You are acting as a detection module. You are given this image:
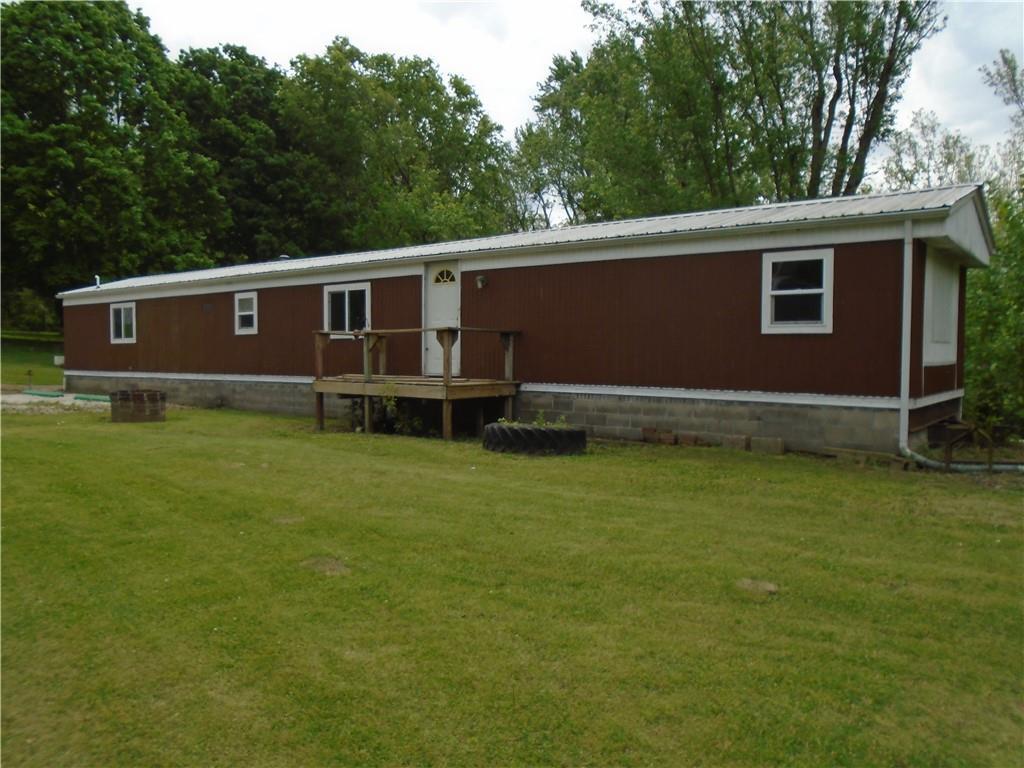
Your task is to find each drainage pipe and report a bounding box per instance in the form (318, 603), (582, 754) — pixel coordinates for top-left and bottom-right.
(899, 446), (1024, 473)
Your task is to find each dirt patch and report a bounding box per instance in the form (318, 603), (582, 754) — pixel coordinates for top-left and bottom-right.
(274, 516), (305, 525)
(301, 556), (350, 576)
(736, 578), (779, 596)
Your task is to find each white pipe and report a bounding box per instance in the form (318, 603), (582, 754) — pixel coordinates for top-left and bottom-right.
(898, 220), (914, 452)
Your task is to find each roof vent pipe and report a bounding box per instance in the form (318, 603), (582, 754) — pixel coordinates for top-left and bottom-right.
(95, 275), (101, 287)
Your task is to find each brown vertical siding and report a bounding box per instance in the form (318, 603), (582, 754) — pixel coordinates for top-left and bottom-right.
(63, 275), (422, 377)
(922, 365), (958, 396)
(462, 240), (903, 397)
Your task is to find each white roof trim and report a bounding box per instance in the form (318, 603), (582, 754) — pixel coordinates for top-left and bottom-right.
(59, 184), (991, 303)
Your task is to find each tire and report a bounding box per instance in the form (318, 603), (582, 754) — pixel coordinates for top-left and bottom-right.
(483, 422), (587, 455)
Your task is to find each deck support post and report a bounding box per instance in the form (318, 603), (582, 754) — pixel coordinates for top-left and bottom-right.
(315, 392), (325, 431)
(364, 396), (373, 434)
(504, 396), (514, 421)
(442, 399), (453, 441)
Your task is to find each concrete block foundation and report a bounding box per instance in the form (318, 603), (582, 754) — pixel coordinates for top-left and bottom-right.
(64, 374), (903, 454)
(518, 390), (900, 454)
(65, 374), (352, 420)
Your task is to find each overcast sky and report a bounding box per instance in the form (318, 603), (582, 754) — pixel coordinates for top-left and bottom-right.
(137, 0), (1023, 151)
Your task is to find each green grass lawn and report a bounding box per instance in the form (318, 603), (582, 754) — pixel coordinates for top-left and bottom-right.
(3, 409), (1021, 767)
(1, 331), (64, 387)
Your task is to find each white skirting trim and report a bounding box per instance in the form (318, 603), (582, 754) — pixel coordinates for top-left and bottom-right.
(63, 369), (314, 385)
(62, 371), (963, 411)
(520, 382), (964, 411)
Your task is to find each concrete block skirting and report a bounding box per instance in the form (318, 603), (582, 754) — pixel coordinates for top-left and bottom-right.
(64, 374), (352, 420)
(518, 390), (900, 453)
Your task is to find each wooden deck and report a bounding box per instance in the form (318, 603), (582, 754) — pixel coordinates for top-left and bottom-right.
(312, 326), (518, 439)
(313, 374), (516, 400)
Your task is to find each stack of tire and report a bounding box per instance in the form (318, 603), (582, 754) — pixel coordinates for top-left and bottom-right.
(483, 422), (587, 455)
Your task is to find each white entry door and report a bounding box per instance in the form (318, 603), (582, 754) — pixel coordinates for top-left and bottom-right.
(424, 261), (460, 376)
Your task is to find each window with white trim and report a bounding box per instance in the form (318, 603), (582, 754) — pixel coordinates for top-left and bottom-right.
(234, 291), (258, 335)
(110, 302), (136, 344)
(761, 249), (834, 334)
(323, 282), (370, 333)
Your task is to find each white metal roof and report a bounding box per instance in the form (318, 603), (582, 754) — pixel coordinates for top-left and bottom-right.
(58, 183), (990, 299)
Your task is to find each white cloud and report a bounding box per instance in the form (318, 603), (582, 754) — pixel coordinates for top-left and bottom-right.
(136, 0), (1021, 149)
(899, 1), (1023, 148)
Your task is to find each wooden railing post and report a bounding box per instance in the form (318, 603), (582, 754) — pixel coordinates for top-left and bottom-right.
(362, 333), (374, 382)
(314, 331), (327, 431)
(500, 332), (515, 381)
(378, 336), (388, 375)
(314, 331), (327, 379)
(437, 328), (458, 385)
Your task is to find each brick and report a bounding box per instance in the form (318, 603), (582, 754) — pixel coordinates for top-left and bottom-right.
(751, 436), (785, 454)
(676, 431), (700, 446)
(721, 434), (750, 451)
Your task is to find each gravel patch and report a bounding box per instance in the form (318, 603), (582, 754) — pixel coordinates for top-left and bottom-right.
(1, 393), (111, 413)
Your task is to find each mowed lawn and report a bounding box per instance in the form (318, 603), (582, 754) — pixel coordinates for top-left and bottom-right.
(2, 409), (1021, 767)
(1, 332), (64, 387)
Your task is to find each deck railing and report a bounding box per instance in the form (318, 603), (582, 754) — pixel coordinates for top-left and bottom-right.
(312, 326), (519, 437)
(314, 326), (518, 385)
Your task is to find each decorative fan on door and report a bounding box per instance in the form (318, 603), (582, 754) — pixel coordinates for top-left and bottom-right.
(434, 269), (456, 284)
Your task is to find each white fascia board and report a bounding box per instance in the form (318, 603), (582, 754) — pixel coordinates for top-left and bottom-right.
(466, 220), (913, 272)
(64, 370), (314, 384)
(944, 196), (992, 266)
(913, 194), (993, 268)
(60, 263), (422, 306)
(60, 212), (952, 306)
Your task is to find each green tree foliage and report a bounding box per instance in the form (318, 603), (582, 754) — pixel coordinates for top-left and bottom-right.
(881, 52), (1024, 430)
(1, 0), (228, 316)
(174, 45), (299, 263)
(1, 6), (518, 327)
(516, 0), (944, 222)
(966, 191), (1024, 430)
(882, 110), (993, 189)
(969, 51), (1024, 430)
(282, 40), (516, 251)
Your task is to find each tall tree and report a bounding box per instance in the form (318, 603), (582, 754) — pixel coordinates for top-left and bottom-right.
(881, 110), (993, 190)
(517, 0), (944, 223)
(881, 57), (1024, 430)
(279, 39), (517, 253)
(174, 45), (297, 263)
(1, 0), (227, 310)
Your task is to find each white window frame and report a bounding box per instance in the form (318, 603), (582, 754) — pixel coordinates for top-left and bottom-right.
(109, 301), (136, 344)
(322, 282), (371, 334)
(922, 250), (959, 365)
(234, 291), (258, 335)
(761, 248), (834, 335)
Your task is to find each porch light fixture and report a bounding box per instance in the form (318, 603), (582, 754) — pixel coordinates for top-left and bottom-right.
(476, 275), (488, 289)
